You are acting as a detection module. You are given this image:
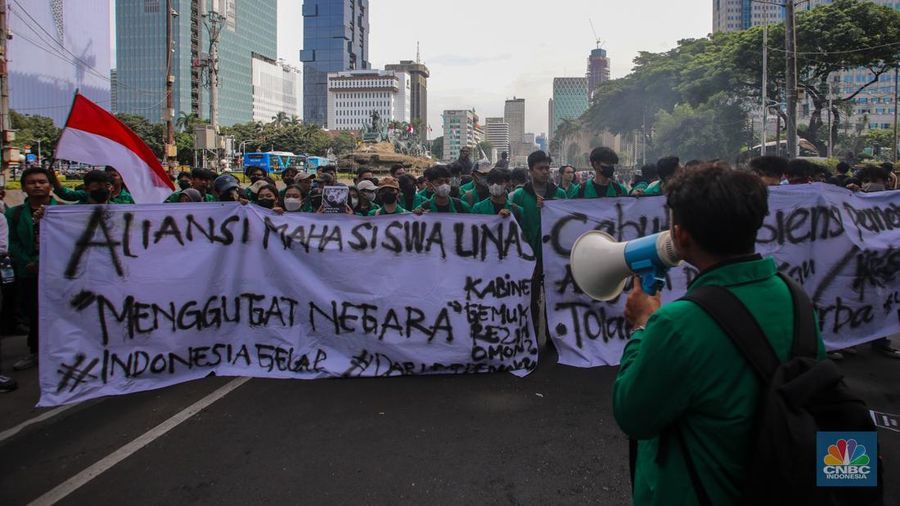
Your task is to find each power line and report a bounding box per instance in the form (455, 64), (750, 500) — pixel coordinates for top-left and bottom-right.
(767, 40), (900, 56)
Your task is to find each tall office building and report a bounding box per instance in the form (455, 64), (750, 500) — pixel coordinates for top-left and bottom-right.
(9, 0), (110, 125)
(504, 97), (526, 156)
(116, 0), (277, 126)
(301, 0), (370, 126)
(251, 54), (301, 123)
(551, 78), (589, 138)
(385, 60), (429, 130)
(442, 110), (483, 162)
(327, 69), (410, 130)
(110, 69), (118, 113)
(536, 133), (548, 153)
(713, 0), (785, 33)
(587, 48), (610, 99)
(484, 117), (510, 160)
(548, 98), (555, 143)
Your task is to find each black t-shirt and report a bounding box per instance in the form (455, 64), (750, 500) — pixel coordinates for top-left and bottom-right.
(492, 201), (505, 214)
(436, 202), (451, 213)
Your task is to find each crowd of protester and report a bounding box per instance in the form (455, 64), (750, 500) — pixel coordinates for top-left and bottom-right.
(0, 149), (897, 393)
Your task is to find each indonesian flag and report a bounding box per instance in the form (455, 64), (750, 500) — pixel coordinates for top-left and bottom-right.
(55, 93), (175, 203)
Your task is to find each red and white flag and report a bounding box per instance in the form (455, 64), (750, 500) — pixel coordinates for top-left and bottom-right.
(55, 93), (175, 203)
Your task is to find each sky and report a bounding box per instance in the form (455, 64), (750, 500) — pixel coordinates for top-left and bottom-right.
(278, 0), (713, 139)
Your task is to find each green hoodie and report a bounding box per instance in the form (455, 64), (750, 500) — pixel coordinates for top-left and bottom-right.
(614, 257), (825, 506)
(55, 186), (135, 204)
(509, 182), (566, 259)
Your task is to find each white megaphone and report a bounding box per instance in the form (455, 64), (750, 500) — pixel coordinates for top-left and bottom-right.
(570, 231), (682, 301)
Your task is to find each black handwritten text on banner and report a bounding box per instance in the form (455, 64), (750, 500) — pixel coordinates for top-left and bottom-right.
(39, 205), (537, 406)
(541, 184), (900, 367)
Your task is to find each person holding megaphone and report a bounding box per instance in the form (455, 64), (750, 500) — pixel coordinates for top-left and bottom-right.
(606, 163), (826, 505)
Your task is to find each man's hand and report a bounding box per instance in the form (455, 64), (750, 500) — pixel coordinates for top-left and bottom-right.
(498, 208), (511, 218)
(624, 277), (661, 328)
(32, 205), (46, 222)
(536, 195), (545, 209)
(25, 262), (38, 274)
(412, 207), (427, 215)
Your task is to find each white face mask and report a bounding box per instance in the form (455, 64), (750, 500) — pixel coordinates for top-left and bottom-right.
(362, 191), (376, 202)
(450, 177), (461, 188)
(434, 184), (452, 198)
(489, 184), (507, 197)
(284, 198), (303, 212)
(350, 196), (359, 208)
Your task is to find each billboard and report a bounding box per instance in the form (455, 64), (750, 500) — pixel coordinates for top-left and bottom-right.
(9, 0), (111, 125)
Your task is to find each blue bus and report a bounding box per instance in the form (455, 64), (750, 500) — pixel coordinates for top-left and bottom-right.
(243, 152), (307, 175)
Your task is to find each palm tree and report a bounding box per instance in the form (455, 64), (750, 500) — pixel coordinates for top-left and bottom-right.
(176, 112), (199, 133)
(289, 115), (301, 126)
(271, 112), (289, 127)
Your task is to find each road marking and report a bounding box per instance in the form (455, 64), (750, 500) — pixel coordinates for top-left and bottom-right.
(29, 377), (251, 506)
(0, 404), (81, 445)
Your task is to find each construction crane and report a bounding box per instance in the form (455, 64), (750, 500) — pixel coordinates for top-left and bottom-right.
(589, 19), (605, 49)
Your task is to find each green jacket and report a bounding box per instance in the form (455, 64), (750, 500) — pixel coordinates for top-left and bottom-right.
(164, 190), (217, 203)
(471, 197), (523, 221)
(578, 178), (628, 198)
(413, 189), (434, 210)
(613, 257), (825, 506)
(354, 204), (380, 216)
(369, 205), (408, 216)
(419, 197), (470, 214)
(55, 186), (135, 204)
(459, 180), (475, 195)
(630, 181), (649, 195)
(641, 180), (663, 196)
(560, 183), (580, 199)
(509, 182), (566, 259)
(5, 198), (59, 278)
(462, 185), (490, 207)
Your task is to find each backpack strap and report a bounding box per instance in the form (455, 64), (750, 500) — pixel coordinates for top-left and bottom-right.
(777, 272), (818, 359)
(677, 429), (713, 506)
(681, 285), (781, 384)
(577, 183), (586, 199)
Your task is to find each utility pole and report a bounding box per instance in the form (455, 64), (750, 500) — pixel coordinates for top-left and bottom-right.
(208, 11), (223, 134)
(827, 81), (833, 159)
(761, 12), (768, 156)
(785, 0), (799, 158)
(0, 0), (12, 181)
(165, 0), (176, 169)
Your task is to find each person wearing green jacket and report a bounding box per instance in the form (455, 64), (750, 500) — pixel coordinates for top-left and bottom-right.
(642, 156), (681, 196)
(509, 151), (566, 259)
(52, 166), (135, 204)
(616, 164), (825, 506)
(413, 165), (470, 214)
(6, 167), (59, 371)
(165, 168), (216, 202)
(558, 165), (580, 199)
(471, 167), (522, 221)
(368, 177), (408, 216)
(577, 147), (628, 198)
(462, 163), (491, 207)
(630, 164), (658, 196)
(412, 166), (437, 210)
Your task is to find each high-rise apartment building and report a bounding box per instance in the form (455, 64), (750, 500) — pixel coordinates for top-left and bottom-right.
(9, 0), (110, 125)
(385, 60), (429, 130)
(116, 0), (277, 126)
(301, 0), (370, 126)
(484, 117), (510, 159)
(327, 69), (410, 130)
(551, 78), (589, 138)
(587, 48), (610, 99)
(442, 110), (483, 162)
(504, 98), (526, 156)
(548, 98), (555, 143)
(251, 54), (301, 123)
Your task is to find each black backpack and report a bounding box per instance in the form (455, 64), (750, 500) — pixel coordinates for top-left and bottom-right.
(674, 273), (883, 506)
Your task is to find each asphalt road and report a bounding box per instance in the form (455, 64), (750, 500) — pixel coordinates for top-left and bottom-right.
(1, 333), (898, 506)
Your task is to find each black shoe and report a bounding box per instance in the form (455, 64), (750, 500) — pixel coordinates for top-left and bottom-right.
(0, 374), (17, 392)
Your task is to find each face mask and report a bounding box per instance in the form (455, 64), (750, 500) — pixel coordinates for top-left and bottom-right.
(489, 184), (507, 197)
(250, 175), (263, 183)
(862, 183), (885, 193)
(89, 188), (110, 203)
(601, 166), (615, 179)
(179, 180), (191, 190)
(257, 199), (275, 209)
(450, 177), (461, 188)
(283, 177), (295, 186)
(362, 191), (376, 203)
(434, 184), (451, 198)
(350, 196), (359, 208)
(381, 192), (398, 205)
(284, 198), (303, 212)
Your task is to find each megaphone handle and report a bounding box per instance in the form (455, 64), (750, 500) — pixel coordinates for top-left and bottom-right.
(639, 271), (666, 296)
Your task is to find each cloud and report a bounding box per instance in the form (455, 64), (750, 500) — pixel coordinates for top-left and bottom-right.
(428, 53), (513, 67)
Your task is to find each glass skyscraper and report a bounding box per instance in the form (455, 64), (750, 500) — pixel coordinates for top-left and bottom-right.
(301, 0), (370, 126)
(116, 0), (276, 127)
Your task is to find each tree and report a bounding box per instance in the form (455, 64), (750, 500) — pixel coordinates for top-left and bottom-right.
(176, 112), (201, 133)
(116, 113), (165, 158)
(271, 111), (290, 127)
(330, 131), (358, 155)
(10, 111), (60, 158)
(862, 129), (896, 159)
(553, 118), (582, 164)
(652, 96), (749, 163)
(430, 136), (444, 160)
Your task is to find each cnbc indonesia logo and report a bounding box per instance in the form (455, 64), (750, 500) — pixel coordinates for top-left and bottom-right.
(817, 432), (877, 487)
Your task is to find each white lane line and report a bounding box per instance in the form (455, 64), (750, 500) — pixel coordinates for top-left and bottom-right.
(0, 403), (81, 445)
(29, 377), (251, 506)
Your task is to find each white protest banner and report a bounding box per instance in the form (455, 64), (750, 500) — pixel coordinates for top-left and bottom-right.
(38, 204), (537, 406)
(541, 184), (900, 367)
